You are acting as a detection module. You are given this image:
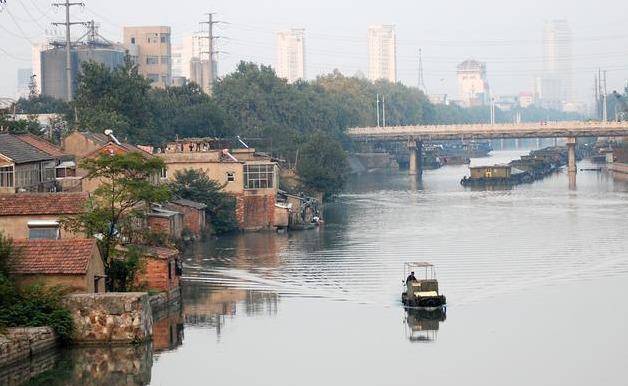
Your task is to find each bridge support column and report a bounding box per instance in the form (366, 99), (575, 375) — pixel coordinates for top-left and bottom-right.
(567, 137), (577, 174)
(408, 140), (422, 176)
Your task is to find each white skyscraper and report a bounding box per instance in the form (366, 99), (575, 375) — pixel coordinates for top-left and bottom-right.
(276, 28), (305, 83)
(368, 25), (397, 83)
(541, 20), (573, 106)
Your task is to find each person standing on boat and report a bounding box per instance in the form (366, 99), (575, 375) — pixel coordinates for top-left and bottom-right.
(406, 272), (417, 284)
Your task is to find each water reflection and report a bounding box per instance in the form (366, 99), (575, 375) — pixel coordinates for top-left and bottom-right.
(183, 284), (278, 337)
(153, 309), (184, 353)
(404, 308), (447, 343)
(23, 344), (152, 386)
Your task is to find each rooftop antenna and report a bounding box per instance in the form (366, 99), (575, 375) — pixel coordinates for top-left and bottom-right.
(418, 49), (427, 94)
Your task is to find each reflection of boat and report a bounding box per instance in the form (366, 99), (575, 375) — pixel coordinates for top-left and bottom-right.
(405, 307), (447, 343)
(401, 262), (447, 310)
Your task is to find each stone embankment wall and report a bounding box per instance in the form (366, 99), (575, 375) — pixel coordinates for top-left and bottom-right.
(0, 327), (57, 368)
(62, 293), (153, 344)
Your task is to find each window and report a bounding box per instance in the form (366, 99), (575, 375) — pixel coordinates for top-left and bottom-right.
(130, 37), (136, 44)
(28, 221), (60, 240)
(160, 33), (169, 43)
(226, 172), (235, 182)
(160, 168), (168, 179)
(160, 56), (170, 64)
(0, 166), (13, 188)
(243, 164), (275, 189)
(146, 56), (159, 65)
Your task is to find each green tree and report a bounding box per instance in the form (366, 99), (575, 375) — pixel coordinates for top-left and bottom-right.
(72, 57), (155, 144)
(168, 169), (238, 234)
(62, 152), (170, 290)
(297, 131), (349, 198)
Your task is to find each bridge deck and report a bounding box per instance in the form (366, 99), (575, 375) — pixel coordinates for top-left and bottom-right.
(347, 121), (628, 141)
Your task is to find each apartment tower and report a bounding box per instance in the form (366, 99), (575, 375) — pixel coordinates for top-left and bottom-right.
(368, 25), (397, 83)
(276, 28), (306, 83)
(123, 26), (172, 88)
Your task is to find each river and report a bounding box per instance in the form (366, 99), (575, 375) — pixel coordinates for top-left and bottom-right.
(20, 150), (628, 386)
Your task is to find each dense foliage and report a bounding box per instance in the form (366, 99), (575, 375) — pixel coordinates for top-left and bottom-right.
(0, 233), (74, 342)
(13, 58), (585, 195)
(61, 152), (170, 290)
(297, 131), (349, 198)
(168, 169), (238, 234)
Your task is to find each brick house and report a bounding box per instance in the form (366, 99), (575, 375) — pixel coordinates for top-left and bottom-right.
(165, 199), (207, 239)
(157, 138), (282, 231)
(9, 239), (106, 293)
(137, 246), (181, 295)
(147, 207), (183, 240)
(0, 193), (88, 240)
(0, 133), (57, 194)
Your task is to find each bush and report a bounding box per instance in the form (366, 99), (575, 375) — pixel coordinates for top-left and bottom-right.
(0, 234), (74, 343)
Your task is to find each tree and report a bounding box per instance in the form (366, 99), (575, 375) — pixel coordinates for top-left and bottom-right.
(72, 57), (155, 144)
(297, 131), (349, 198)
(62, 152), (170, 290)
(168, 169), (238, 234)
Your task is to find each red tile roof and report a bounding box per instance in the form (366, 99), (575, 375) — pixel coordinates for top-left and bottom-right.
(10, 239), (98, 275)
(0, 193), (88, 216)
(17, 134), (67, 158)
(143, 246), (179, 260)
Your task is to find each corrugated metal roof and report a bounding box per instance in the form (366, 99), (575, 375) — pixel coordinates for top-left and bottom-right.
(0, 134), (54, 164)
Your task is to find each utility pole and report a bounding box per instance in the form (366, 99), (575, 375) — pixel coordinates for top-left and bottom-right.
(51, 0), (85, 101)
(199, 12), (223, 95)
(382, 95), (386, 127)
(594, 73), (599, 120)
(418, 49), (427, 94)
(603, 70), (608, 122)
(376, 94), (380, 127)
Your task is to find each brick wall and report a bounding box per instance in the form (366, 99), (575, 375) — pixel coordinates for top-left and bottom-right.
(142, 257), (179, 293)
(165, 204), (205, 237)
(242, 193), (275, 231)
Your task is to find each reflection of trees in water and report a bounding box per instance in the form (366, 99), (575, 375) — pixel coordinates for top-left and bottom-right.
(183, 285), (278, 337)
(19, 343), (153, 386)
(405, 308), (447, 343)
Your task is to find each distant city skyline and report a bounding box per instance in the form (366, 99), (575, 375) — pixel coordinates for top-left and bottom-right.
(1, 0), (628, 106)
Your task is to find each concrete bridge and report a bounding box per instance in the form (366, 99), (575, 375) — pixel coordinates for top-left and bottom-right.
(347, 121), (628, 178)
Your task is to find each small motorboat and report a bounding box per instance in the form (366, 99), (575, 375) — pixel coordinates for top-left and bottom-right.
(401, 262), (447, 311)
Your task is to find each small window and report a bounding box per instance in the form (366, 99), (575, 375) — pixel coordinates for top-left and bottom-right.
(146, 56), (159, 65)
(28, 221), (60, 240)
(160, 168), (168, 179)
(0, 166), (14, 188)
(226, 172), (235, 182)
(160, 56), (170, 64)
(130, 37), (136, 44)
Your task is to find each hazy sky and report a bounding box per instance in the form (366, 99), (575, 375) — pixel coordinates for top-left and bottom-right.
(1, 0), (627, 104)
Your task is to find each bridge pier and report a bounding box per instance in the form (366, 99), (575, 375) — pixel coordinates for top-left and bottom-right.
(567, 137), (577, 174)
(408, 140), (423, 176)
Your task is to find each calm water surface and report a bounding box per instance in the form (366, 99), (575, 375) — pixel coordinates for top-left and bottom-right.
(24, 151), (628, 386)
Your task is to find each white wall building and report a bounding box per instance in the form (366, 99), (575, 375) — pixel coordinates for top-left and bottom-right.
(457, 59), (490, 107)
(276, 28), (305, 83)
(368, 25), (396, 83)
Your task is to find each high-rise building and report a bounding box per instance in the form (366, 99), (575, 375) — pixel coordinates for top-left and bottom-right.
(368, 25), (396, 83)
(16, 68), (33, 98)
(276, 28), (305, 83)
(123, 26), (172, 88)
(457, 59), (490, 107)
(540, 20), (573, 106)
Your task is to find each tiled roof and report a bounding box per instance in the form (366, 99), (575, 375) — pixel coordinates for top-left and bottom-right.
(0, 133), (54, 164)
(10, 239), (98, 275)
(0, 193), (88, 216)
(143, 246), (179, 260)
(80, 131), (110, 146)
(171, 199), (207, 210)
(17, 134), (66, 158)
